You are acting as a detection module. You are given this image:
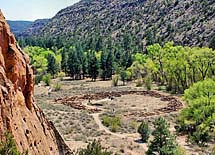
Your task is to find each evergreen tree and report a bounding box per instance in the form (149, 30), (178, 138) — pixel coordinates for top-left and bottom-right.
(88, 51), (99, 81)
(137, 121), (150, 143)
(121, 51), (133, 69)
(120, 68), (127, 85)
(67, 47), (81, 79)
(47, 53), (59, 76)
(61, 48), (68, 73)
(94, 34), (103, 52)
(100, 51), (108, 80)
(81, 53), (87, 79)
(78, 140), (112, 155)
(146, 117), (179, 155)
(209, 35), (215, 50)
(106, 51), (113, 79)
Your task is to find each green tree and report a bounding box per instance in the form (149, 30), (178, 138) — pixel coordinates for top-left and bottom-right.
(209, 35), (215, 50)
(106, 51), (113, 79)
(61, 48), (68, 73)
(42, 74), (52, 86)
(177, 79), (215, 145)
(47, 53), (59, 76)
(78, 140), (112, 155)
(147, 117), (179, 155)
(100, 51), (108, 80)
(88, 51), (99, 81)
(137, 121), (150, 143)
(120, 68), (127, 85)
(67, 47), (82, 79)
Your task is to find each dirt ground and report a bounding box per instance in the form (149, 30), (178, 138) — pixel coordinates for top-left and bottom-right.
(34, 78), (212, 155)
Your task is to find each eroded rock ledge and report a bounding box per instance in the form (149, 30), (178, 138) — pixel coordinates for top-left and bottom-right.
(0, 10), (71, 155)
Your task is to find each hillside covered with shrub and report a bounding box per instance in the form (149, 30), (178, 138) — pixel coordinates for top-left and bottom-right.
(20, 0), (215, 49)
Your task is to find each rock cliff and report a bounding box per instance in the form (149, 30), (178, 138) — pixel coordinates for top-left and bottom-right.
(0, 10), (71, 155)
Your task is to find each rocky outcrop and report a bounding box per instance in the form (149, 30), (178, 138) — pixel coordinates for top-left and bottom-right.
(0, 10), (71, 155)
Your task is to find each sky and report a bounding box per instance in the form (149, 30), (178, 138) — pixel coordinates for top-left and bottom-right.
(1, 0), (80, 21)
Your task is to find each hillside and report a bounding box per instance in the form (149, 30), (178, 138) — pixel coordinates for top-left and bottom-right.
(7, 20), (32, 35)
(19, 19), (49, 37)
(20, 0), (215, 47)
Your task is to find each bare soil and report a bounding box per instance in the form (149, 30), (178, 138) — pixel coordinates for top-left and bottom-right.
(35, 78), (212, 155)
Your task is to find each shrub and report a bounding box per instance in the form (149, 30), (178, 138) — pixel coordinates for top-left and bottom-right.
(78, 140), (112, 155)
(129, 120), (138, 129)
(177, 146), (186, 155)
(136, 77), (143, 87)
(35, 74), (43, 85)
(120, 69), (127, 86)
(57, 72), (66, 81)
(144, 74), (152, 90)
(0, 132), (21, 155)
(42, 74), (52, 86)
(137, 121), (150, 143)
(112, 74), (119, 87)
(53, 82), (62, 91)
(102, 115), (121, 132)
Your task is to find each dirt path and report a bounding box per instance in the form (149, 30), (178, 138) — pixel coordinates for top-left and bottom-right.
(85, 99), (149, 153)
(92, 113), (126, 138)
(91, 112), (148, 153)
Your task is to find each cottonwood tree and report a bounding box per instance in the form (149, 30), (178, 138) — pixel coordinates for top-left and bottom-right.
(177, 79), (215, 145)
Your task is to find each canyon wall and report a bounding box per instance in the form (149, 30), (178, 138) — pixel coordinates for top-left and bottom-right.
(0, 10), (71, 155)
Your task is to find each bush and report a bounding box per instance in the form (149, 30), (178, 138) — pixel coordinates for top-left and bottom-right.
(136, 77), (143, 87)
(112, 74), (119, 87)
(129, 120), (138, 129)
(35, 74), (43, 85)
(137, 121), (150, 143)
(78, 140), (112, 155)
(177, 146), (186, 155)
(42, 74), (52, 86)
(0, 132), (21, 155)
(53, 82), (62, 91)
(102, 115), (121, 132)
(144, 74), (152, 90)
(120, 69), (127, 86)
(57, 72), (66, 81)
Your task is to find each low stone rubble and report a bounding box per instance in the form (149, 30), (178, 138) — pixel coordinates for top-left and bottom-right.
(54, 90), (183, 116)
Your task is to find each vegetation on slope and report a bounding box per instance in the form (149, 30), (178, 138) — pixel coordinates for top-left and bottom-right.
(19, 0), (215, 49)
(7, 20), (32, 36)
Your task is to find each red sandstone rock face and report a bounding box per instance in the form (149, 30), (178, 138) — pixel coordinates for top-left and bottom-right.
(0, 10), (71, 155)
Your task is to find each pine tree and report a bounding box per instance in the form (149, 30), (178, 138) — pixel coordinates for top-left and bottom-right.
(100, 51), (107, 80)
(209, 35), (215, 50)
(61, 48), (68, 73)
(120, 68), (127, 85)
(146, 117), (179, 155)
(78, 140), (112, 155)
(47, 53), (59, 76)
(67, 47), (81, 79)
(137, 121), (150, 143)
(88, 51), (99, 81)
(106, 51), (113, 79)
